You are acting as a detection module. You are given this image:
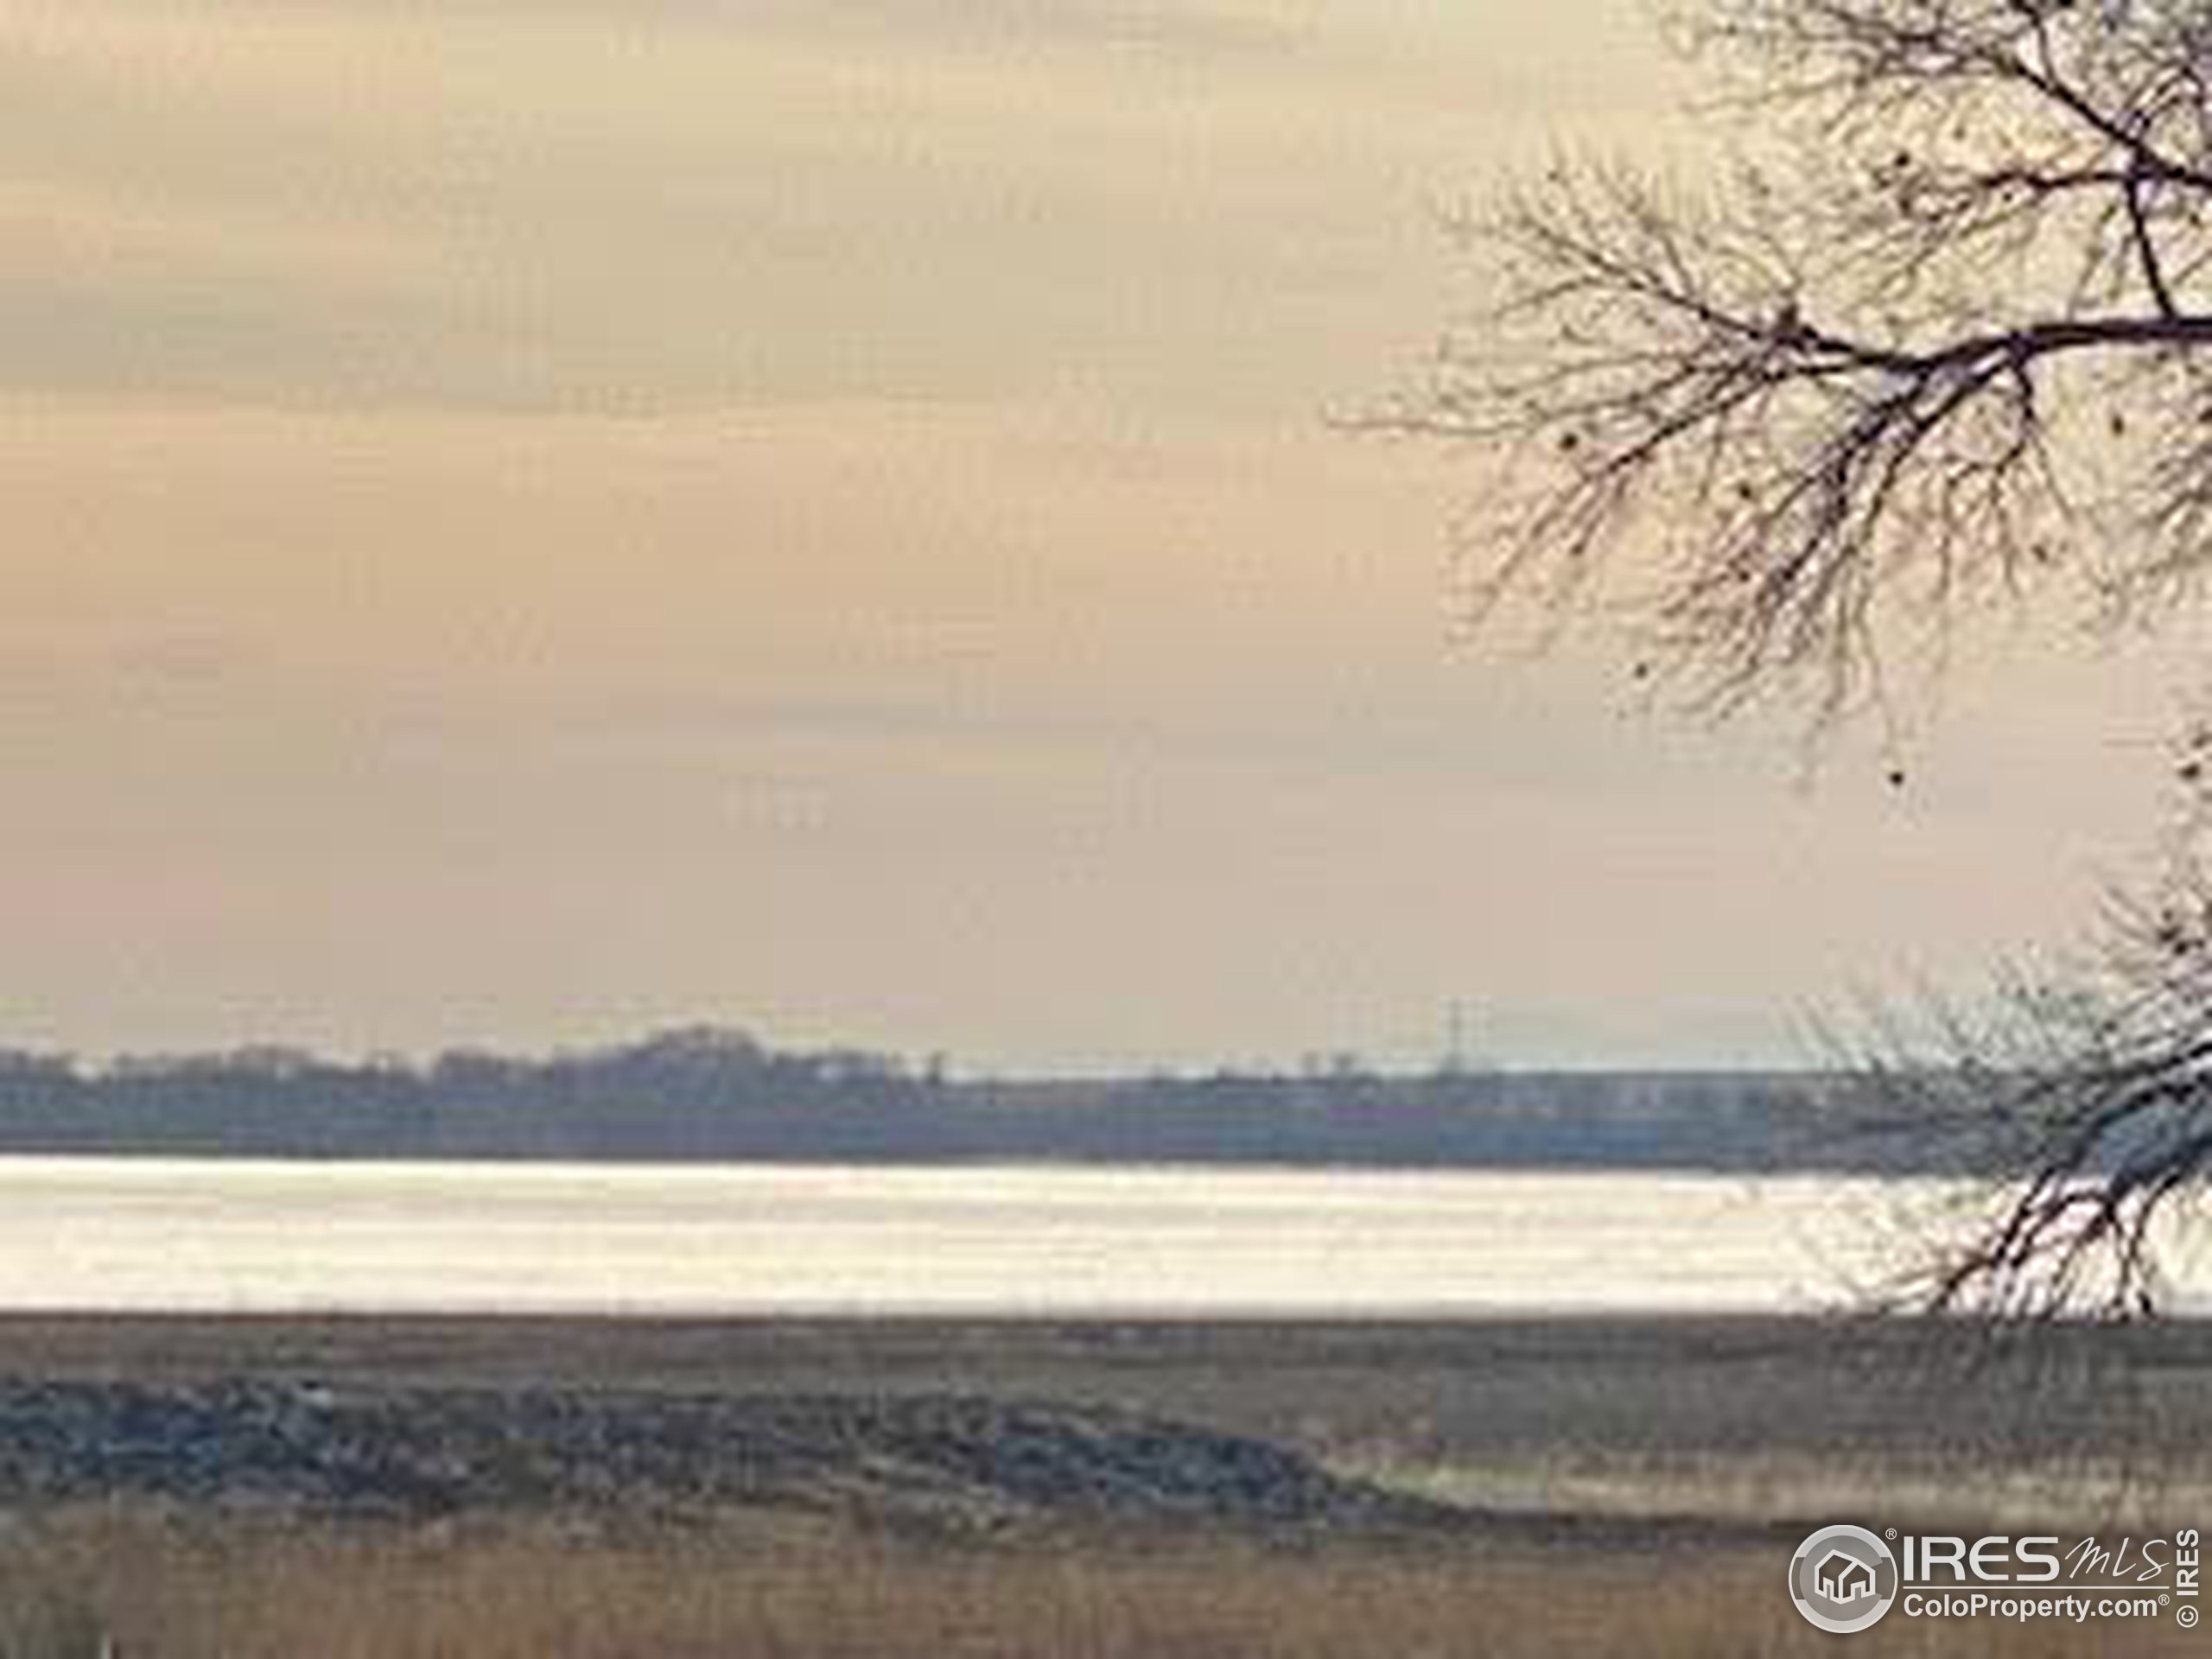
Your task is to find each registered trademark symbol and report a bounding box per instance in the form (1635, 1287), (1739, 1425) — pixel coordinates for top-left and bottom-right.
(1885, 1528), (1897, 1540)
(2163, 1593), (2173, 1605)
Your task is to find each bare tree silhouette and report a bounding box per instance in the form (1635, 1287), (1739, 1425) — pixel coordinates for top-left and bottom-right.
(1375, 1), (2212, 721)
(1857, 739), (2212, 1319)
(1375, 0), (2212, 1315)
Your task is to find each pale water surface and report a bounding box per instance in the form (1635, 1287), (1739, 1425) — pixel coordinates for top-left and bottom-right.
(5, 1157), (2208, 1316)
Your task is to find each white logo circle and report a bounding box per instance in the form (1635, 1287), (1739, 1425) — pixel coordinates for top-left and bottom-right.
(1790, 1524), (1898, 1635)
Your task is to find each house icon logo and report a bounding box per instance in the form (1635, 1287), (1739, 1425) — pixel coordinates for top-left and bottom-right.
(1790, 1524), (1898, 1634)
(1816, 1550), (1877, 1602)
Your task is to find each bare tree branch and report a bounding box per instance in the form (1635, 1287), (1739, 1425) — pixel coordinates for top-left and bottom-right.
(1375, 0), (2212, 721)
(1378, 0), (2212, 1317)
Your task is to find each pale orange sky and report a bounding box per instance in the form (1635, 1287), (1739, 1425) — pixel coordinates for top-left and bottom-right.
(0, 1), (2196, 1070)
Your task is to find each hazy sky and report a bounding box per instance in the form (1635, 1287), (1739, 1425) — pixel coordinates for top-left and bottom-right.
(3, 0), (2200, 1071)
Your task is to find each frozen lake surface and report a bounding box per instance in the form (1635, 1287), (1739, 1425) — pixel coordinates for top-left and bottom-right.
(4, 1157), (2203, 1316)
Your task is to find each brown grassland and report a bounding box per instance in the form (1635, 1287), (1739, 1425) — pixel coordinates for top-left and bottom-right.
(3, 1316), (2209, 1656)
(1, 1510), (2201, 1659)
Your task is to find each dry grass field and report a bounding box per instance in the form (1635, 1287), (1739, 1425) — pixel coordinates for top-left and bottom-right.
(0, 1316), (2206, 1656)
(0, 1510), (2197, 1659)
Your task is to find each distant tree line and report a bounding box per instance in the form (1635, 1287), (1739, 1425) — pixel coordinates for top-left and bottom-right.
(0, 1027), (1914, 1170)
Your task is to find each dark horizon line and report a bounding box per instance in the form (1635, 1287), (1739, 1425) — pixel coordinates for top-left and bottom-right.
(0, 1024), (1837, 1085)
